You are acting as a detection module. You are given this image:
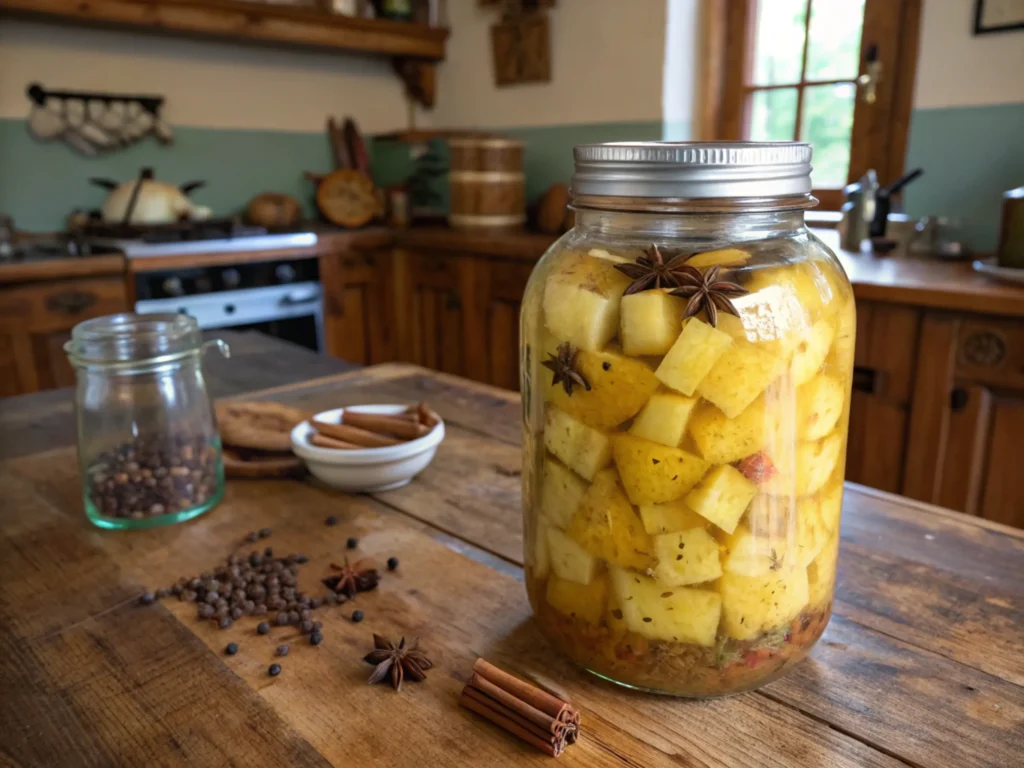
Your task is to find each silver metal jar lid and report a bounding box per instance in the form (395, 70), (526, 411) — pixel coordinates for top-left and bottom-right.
(66, 312), (206, 366)
(572, 141), (813, 199)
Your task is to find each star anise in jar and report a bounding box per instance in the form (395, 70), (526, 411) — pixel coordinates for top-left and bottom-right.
(541, 342), (591, 396)
(323, 559), (379, 598)
(669, 265), (749, 328)
(364, 634), (433, 691)
(614, 244), (694, 295)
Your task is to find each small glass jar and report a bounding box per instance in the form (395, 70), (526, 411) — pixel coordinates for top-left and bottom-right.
(520, 142), (854, 697)
(65, 313), (230, 530)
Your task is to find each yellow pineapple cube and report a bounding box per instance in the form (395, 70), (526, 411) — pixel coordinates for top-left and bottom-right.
(686, 248), (751, 269)
(546, 573), (608, 624)
(720, 568), (809, 640)
(744, 262), (831, 322)
(807, 534), (840, 608)
(543, 251), (631, 351)
(819, 481), (843, 533)
(655, 318), (734, 396)
(629, 391), (698, 447)
(795, 375), (845, 440)
(539, 458), (588, 529)
(610, 567), (722, 645)
(638, 498), (708, 535)
(547, 346), (659, 429)
(723, 525), (789, 577)
(685, 464), (757, 534)
(530, 516), (551, 580)
(688, 398), (769, 464)
(653, 528), (723, 586)
(611, 433), (709, 505)
(546, 526), (597, 584)
(566, 469), (653, 571)
(789, 319), (835, 386)
(764, 433), (843, 497)
(588, 247), (630, 264)
(698, 343), (783, 419)
(544, 406), (612, 481)
(620, 290), (689, 356)
(827, 299), (856, 376)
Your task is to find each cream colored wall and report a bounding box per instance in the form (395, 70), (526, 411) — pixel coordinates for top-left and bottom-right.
(914, 0), (1024, 109)
(430, 0), (669, 129)
(0, 18), (409, 132)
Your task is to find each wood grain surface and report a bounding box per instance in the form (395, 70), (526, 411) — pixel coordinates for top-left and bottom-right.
(1, 357), (1022, 767)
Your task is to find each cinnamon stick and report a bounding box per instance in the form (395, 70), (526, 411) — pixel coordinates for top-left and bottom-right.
(342, 411), (430, 440)
(472, 658), (572, 722)
(309, 433), (361, 450)
(407, 402), (440, 428)
(459, 688), (564, 757)
(468, 672), (564, 735)
(311, 420), (400, 448)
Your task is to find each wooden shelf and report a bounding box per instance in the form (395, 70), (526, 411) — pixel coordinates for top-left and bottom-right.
(0, 0), (449, 99)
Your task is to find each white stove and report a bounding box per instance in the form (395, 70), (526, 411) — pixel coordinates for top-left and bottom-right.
(92, 231), (318, 259)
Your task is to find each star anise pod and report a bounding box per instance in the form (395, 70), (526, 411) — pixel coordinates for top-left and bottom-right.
(541, 342), (591, 396)
(364, 634), (433, 691)
(323, 559), (379, 598)
(669, 265), (749, 327)
(614, 244), (694, 295)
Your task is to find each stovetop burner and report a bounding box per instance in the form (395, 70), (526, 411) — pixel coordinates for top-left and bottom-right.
(80, 217), (267, 243)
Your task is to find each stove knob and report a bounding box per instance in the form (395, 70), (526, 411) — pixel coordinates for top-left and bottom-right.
(162, 277), (184, 297)
(275, 264), (297, 283)
(222, 268), (241, 289)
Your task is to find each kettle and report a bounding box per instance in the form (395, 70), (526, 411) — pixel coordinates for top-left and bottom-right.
(90, 167), (212, 225)
(839, 168), (924, 251)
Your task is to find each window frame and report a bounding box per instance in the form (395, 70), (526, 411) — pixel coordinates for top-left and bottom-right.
(698, 0), (923, 211)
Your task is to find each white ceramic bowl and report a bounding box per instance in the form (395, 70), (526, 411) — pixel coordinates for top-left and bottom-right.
(291, 405), (445, 493)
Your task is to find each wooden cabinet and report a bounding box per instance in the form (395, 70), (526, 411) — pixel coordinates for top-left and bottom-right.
(0, 276), (128, 395)
(320, 249), (395, 366)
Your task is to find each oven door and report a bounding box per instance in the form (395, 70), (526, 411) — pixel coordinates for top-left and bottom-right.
(135, 282), (323, 352)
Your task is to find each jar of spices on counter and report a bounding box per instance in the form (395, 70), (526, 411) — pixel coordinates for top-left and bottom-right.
(65, 313), (229, 530)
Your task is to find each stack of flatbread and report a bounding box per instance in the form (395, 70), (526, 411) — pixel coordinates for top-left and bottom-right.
(215, 401), (310, 479)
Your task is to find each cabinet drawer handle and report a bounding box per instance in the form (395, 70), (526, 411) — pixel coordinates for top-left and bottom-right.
(852, 366), (887, 395)
(47, 290), (97, 315)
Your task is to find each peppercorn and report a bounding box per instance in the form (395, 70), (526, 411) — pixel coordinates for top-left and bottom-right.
(387, 557), (399, 571)
(276, 645), (289, 657)
(138, 592), (155, 606)
(257, 622), (271, 635)
(225, 643), (238, 655)
(351, 610), (364, 623)
(325, 516), (338, 526)
(268, 663), (281, 677)
(259, 528), (272, 539)
(309, 632), (323, 646)
(245, 531), (259, 543)
(346, 537), (358, 549)
(218, 616), (232, 630)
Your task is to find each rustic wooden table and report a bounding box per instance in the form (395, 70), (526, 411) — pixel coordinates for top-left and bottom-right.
(2, 337), (1022, 767)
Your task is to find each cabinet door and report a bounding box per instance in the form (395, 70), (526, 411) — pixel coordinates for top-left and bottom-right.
(977, 396), (1024, 527)
(483, 260), (532, 390)
(0, 334), (23, 397)
(320, 249), (394, 366)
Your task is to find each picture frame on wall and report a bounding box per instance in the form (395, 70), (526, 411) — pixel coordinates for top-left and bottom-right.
(974, 0), (1024, 34)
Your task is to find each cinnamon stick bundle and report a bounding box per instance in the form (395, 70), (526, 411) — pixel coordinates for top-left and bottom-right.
(459, 658), (581, 757)
(312, 419), (401, 448)
(307, 402), (440, 452)
(310, 433), (361, 450)
(341, 411), (430, 440)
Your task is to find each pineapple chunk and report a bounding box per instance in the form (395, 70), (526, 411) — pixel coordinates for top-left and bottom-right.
(610, 567), (722, 646)
(544, 406), (612, 481)
(795, 500), (830, 567)
(638, 498), (708, 535)
(588, 247), (630, 264)
(546, 574), (608, 624)
(530, 516), (551, 580)
(795, 375), (845, 440)
(655, 318), (733, 396)
(765, 433), (843, 496)
(808, 534), (840, 608)
(653, 528), (723, 586)
(566, 469), (653, 570)
(720, 568), (810, 640)
(546, 526), (597, 584)
(819, 481), (843, 533)
(698, 343), (782, 419)
(629, 391), (698, 448)
(723, 525), (789, 577)
(539, 458), (588, 529)
(685, 464), (757, 535)
(789, 319), (835, 386)
(745, 262), (832, 322)
(547, 346), (659, 429)
(620, 290), (688, 356)
(688, 398), (769, 464)
(827, 299), (856, 375)
(543, 251), (631, 351)
(612, 434), (709, 505)
(686, 247), (751, 269)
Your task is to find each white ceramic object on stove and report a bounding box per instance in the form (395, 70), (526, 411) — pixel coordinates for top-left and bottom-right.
(291, 405), (445, 493)
(99, 177), (212, 224)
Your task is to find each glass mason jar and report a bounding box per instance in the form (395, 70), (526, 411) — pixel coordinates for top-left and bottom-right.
(65, 313), (230, 530)
(520, 142), (854, 697)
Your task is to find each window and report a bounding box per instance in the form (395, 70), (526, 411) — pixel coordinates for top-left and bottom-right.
(704, 0), (922, 209)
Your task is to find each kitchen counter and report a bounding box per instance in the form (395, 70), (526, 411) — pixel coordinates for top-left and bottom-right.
(0, 252), (125, 285)
(1, 350), (1022, 767)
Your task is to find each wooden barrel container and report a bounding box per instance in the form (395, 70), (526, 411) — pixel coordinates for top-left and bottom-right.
(448, 137), (525, 230)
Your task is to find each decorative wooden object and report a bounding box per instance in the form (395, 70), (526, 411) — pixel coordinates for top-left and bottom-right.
(313, 170), (379, 228)
(246, 193), (302, 229)
(490, 11), (551, 86)
(447, 138), (525, 230)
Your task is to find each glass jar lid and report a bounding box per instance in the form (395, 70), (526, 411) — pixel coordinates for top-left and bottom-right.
(572, 141), (813, 200)
(66, 312), (204, 366)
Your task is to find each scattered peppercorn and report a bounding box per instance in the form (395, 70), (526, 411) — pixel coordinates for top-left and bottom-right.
(299, 619), (314, 634)
(387, 557), (399, 571)
(276, 645), (289, 657)
(264, 546), (273, 557)
(351, 610), (364, 623)
(259, 528), (272, 539)
(225, 642), (238, 655)
(268, 663), (281, 677)
(346, 537), (358, 549)
(245, 531), (259, 543)
(218, 616), (233, 629)
(310, 632), (323, 646)
(257, 621), (271, 635)
(325, 516), (338, 526)
(155, 588), (170, 599)
(138, 592), (155, 606)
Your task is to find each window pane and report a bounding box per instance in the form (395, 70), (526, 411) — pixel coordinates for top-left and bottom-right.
(751, 0), (809, 85)
(801, 83), (855, 188)
(749, 88), (798, 141)
(806, 0), (865, 81)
